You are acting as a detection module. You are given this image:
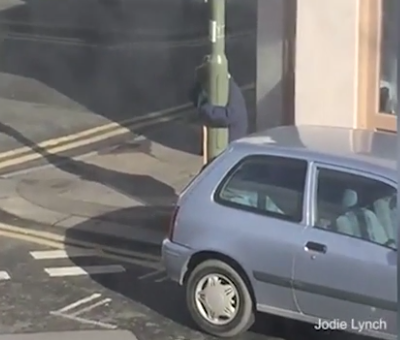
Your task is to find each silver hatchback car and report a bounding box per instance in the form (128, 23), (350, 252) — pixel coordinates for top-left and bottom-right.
(162, 126), (397, 339)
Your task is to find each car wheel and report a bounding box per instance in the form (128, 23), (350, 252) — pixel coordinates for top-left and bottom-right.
(186, 259), (255, 338)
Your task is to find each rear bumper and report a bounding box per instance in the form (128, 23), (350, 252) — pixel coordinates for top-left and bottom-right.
(161, 238), (193, 284)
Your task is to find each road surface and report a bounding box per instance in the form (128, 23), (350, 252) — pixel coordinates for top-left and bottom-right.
(0, 228), (370, 340)
(0, 0), (256, 153)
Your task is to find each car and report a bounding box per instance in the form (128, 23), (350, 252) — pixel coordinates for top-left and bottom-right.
(161, 125), (397, 340)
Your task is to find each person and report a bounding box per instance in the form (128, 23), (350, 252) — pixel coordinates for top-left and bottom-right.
(189, 69), (248, 143)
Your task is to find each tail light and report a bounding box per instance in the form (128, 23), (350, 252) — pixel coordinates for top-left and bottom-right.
(167, 205), (180, 241)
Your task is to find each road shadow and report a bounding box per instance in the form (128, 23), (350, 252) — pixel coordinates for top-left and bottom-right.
(0, 198), (370, 340)
(98, 85), (255, 158)
(0, 121), (178, 207)
(0, 122), (372, 340)
(63, 206), (362, 340)
(96, 116), (204, 157)
(0, 0), (256, 154)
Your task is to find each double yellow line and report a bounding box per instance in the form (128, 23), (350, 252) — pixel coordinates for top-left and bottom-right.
(0, 83), (254, 172)
(0, 222), (162, 269)
(0, 103), (192, 172)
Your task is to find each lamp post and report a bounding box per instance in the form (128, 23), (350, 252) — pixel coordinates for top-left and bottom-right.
(203, 0), (229, 163)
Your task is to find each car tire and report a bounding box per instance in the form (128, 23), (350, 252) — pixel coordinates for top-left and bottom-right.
(186, 259), (255, 338)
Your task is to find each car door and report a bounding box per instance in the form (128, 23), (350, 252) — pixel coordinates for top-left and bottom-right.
(293, 163), (397, 339)
(213, 154), (309, 313)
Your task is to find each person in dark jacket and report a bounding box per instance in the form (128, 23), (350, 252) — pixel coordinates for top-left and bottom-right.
(190, 73), (248, 143)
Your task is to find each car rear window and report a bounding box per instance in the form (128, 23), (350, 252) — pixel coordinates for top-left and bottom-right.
(214, 155), (308, 222)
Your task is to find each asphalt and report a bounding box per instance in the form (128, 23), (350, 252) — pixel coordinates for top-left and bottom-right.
(0, 0), (256, 153)
(0, 331), (138, 340)
(0, 87), (255, 177)
(0, 117), (205, 248)
(0, 0), (256, 40)
(0, 228), (364, 340)
(0, 89), (255, 248)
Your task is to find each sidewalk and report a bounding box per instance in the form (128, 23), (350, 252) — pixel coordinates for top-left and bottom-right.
(0, 86), (255, 246)
(0, 331), (137, 340)
(0, 119), (203, 245)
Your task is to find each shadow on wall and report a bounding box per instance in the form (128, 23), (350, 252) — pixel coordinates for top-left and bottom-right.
(255, 79), (286, 132)
(0, 0), (257, 152)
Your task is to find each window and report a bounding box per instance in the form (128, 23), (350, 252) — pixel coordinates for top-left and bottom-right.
(358, 0), (397, 132)
(215, 155), (307, 222)
(315, 167), (397, 249)
(379, 0), (397, 115)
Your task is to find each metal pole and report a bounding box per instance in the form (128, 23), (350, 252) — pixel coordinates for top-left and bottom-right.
(205, 0), (229, 162)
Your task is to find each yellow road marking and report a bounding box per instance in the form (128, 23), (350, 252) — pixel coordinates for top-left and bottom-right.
(0, 83), (254, 170)
(0, 229), (68, 248)
(0, 103), (190, 161)
(0, 108), (187, 170)
(0, 223), (161, 268)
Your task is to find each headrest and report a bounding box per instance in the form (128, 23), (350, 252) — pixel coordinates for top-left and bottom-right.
(342, 189), (358, 208)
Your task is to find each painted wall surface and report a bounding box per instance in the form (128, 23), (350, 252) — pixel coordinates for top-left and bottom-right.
(295, 0), (360, 128)
(255, 0), (285, 131)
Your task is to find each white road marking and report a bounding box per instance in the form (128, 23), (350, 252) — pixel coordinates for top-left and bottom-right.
(51, 293), (117, 329)
(70, 298), (111, 317)
(50, 311), (117, 329)
(0, 271), (10, 280)
(57, 293), (101, 313)
(30, 249), (100, 260)
(45, 265), (125, 277)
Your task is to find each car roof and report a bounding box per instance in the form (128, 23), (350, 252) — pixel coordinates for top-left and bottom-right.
(233, 125), (396, 178)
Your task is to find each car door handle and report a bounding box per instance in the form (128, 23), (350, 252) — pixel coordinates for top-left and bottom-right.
(305, 241), (327, 254)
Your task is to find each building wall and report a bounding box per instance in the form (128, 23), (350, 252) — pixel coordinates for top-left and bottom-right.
(256, 0), (363, 130)
(295, 0), (360, 128)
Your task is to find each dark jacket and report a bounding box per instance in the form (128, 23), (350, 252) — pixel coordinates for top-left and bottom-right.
(190, 78), (248, 142)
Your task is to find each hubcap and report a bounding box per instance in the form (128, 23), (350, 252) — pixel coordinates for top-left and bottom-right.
(194, 273), (239, 325)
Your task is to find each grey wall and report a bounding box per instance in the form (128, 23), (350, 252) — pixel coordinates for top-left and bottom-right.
(255, 0), (285, 132)
(0, 0), (256, 123)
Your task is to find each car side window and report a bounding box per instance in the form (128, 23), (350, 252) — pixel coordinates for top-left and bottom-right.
(315, 167), (397, 249)
(215, 155), (308, 222)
